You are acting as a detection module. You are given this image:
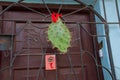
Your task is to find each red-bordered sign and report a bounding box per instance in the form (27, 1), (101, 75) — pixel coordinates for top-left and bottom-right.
(45, 55), (56, 70)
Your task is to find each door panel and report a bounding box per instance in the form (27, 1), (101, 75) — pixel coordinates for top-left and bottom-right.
(0, 7), (103, 80)
(59, 67), (88, 80)
(14, 69), (43, 80)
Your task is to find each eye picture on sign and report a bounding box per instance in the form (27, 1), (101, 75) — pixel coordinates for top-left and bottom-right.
(45, 55), (56, 70)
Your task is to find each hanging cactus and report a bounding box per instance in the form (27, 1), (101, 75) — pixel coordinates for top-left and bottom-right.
(47, 13), (71, 53)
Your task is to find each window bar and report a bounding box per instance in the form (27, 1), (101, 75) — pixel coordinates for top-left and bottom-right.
(67, 51), (78, 80)
(98, 65), (115, 80)
(0, 19), (120, 24)
(36, 40), (47, 80)
(105, 33), (116, 80)
(90, 11), (101, 80)
(102, 0), (107, 20)
(42, 0), (52, 15)
(57, 0), (63, 13)
(89, 4), (117, 80)
(27, 23), (30, 80)
(0, 0), (119, 80)
(74, 1), (116, 80)
(79, 24), (100, 80)
(0, 66), (10, 72)
(77, 23), (86, 80)
(0, 6), (2, 33)
(16, 3), (46, 17)
(16, 22), (30, 36)
(78, 23), (106, 37)
(9, 22), (15, 80)
(102, 0), (117, 80)
(62, 6), (88, 18)
(0, 2), (46, 17)
(115, 0), (120, 27)
(36, 53), (45, 80)
(55, 52), (58, 80)
(93, 36), (101, 80)
(0, 3), (16, 16)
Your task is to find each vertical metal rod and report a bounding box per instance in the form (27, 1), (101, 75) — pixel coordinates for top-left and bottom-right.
(67, 51), (78, 80)
(102, 0), (107, 20)
(105, 34), (117, 80)
(93, 37), (101, 80)
(102, 0), (117, 79)
(36, 40), (47, 80)
(27, 30), (30, 80)
(77, 23), (86, 80)
(55, 52), (58, 80)
(89, 10), (101, 80)
(115, 0), (120, 27)
(9, 22), (14, 80)
(36, 52), (45, 80)
(0, 6), (3, 33)
(74, 1), (116, 80)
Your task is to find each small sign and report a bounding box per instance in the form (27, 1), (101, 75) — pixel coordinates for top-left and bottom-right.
(45, 55), (56, 70)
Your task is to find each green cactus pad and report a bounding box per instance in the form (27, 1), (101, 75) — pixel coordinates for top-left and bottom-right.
(47, 18), (71, 53)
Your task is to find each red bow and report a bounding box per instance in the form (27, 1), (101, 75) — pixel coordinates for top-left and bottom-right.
(51, 12), (62, 23)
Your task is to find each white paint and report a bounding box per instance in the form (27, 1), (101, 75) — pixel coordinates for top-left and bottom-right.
(99, 49), (103, 58)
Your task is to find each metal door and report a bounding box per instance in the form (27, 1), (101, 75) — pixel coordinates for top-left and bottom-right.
(0, 2), (104, 80)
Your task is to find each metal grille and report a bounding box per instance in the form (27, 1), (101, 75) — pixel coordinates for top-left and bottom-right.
(0, 0), (119, 80)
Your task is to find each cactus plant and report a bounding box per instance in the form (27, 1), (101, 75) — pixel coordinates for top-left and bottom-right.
(47, 13), (71, 53)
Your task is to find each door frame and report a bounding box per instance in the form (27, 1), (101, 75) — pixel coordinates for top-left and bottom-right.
(0, 1), (107, 80)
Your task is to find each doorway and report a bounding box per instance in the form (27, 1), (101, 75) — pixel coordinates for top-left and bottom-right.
(0, 3), (103, 80)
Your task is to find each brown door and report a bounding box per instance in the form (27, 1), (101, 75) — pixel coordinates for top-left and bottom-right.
(0, 4), (103, 80)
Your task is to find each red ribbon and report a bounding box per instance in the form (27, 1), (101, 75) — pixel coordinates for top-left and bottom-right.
(51, 12), (62, 23)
